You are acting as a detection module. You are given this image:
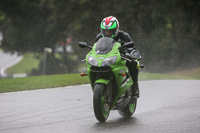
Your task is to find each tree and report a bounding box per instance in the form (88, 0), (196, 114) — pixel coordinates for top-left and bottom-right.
(0, 0), (199, 74)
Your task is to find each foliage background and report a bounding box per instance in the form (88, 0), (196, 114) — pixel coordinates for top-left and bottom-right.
(0, 0), (199, 74)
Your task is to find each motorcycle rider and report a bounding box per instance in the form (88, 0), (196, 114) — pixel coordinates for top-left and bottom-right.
(95, 16), (140, 98)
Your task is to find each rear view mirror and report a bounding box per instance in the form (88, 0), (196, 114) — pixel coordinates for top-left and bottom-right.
(79, 42), (92, 49)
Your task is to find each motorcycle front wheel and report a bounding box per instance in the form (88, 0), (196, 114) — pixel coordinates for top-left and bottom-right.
(118, 98), (137, 117)
(93, 84), (110, 122)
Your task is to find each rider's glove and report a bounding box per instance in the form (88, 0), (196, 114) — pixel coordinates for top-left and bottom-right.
(130, 50), (141, 61)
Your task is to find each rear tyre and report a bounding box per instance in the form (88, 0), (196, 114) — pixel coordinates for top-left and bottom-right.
(118, 98), (137, 117)
(93, 84), (110, 122)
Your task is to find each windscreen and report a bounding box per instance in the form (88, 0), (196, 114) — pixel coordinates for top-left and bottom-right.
(95, 37), (116, 54)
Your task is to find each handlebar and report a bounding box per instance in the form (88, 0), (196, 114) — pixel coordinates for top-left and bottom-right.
(121, 56), (132, 62)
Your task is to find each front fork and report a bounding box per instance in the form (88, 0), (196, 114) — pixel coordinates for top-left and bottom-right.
(95, 79), (113, 104)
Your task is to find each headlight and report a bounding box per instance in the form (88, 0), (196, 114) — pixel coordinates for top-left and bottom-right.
(88, 56), (98, 66)
(101, 56), (117, 66)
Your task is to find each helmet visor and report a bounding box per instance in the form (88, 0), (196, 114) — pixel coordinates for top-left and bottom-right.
(101, 29), (117, 38)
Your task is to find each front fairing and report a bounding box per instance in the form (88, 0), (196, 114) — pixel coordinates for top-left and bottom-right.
(86, 42), (123, 67)
(85, 38), (132, 92)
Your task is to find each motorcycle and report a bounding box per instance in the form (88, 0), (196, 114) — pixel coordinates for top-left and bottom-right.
(79, 37), (142, 122)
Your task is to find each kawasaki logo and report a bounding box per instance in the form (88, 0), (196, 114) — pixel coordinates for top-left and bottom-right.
(98, 57), (104, 59)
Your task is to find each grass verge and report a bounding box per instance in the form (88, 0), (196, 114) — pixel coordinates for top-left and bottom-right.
(167, 67), (200, 79)
(139, 72), (196, 80)
(0, 73), (89, 93)
(0, 72), (197, 93)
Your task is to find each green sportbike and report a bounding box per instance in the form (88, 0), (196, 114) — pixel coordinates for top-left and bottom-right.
(79, 37), (142, 122)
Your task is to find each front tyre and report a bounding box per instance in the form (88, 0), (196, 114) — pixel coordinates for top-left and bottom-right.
(93, 84), (110, 122)
(118, 98), (137, 117)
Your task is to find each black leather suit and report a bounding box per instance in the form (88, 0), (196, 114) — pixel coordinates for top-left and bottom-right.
(95, 30), (139, 86)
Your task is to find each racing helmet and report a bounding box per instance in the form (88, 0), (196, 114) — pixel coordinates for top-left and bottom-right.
(100, 16), (119, 38)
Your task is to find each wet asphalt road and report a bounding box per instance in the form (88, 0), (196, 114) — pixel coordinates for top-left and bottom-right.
(0, 80), (200, 133)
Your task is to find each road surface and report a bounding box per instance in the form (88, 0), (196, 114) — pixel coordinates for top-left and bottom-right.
(0, 50), (23, 77)
(0, 80), (200, 133)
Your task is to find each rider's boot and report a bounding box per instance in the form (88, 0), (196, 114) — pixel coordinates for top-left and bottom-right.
(126, 59), (140, 98)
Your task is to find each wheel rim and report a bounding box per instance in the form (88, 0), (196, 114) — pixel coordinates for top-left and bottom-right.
(129, 102), (136, 113)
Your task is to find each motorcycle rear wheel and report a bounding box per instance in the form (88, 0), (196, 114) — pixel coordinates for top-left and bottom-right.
(93, 84), (110, 122)
(118, 98), (137, 117)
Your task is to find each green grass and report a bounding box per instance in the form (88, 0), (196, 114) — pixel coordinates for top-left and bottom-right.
(0, 73), (89, 93)
(139, 72), (196, 80)
(6, 53), (42, 74)
(168, 67), (200, 79)
(0, 72), (197, 93)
